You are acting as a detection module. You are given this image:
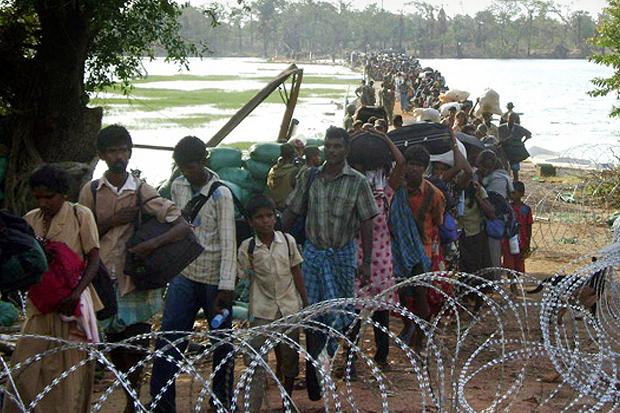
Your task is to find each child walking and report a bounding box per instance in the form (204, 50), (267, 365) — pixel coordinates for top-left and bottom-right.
(502, 181), (534, 273)
(237, 195), (309, 412)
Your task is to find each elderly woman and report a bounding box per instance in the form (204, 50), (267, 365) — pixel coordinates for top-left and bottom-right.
(4, 164), (101, 413)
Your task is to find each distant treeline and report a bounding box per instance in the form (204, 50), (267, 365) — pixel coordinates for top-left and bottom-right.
(175, 0), (604, 59)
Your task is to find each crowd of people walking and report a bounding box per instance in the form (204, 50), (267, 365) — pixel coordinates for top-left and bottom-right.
(0, 52), (536, 413)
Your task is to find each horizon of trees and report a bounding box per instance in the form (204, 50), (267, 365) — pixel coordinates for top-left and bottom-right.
(174, 0), (603, 59)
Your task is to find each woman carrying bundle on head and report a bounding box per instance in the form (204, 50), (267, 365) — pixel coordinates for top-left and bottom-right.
(346, 131), (405, 373)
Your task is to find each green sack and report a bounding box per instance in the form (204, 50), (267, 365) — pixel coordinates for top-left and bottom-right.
(218, 167), (265, 193)
(232, 305), (249, 321)
(220, 180), (243, 201)
(217, 167), (252, 187)
(245, 178), (266, 194)
(0, 301), (19, 327)
(220, 180), (251, 214)
(157, 167), (181, 200)
(208, 147), (242, 171)
(249, 143), (281, 165)
(245, 159), (272, 182)
(0, 236), (47, 292)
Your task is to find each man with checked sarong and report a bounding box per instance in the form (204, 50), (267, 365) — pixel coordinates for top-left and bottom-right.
(283, 126), (379, 401)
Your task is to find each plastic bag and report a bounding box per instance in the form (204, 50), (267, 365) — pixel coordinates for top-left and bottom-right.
(443, 89), (470, 103)
(476, 88), (502, 116)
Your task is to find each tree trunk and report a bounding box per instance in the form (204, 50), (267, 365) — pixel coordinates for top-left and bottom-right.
(4, 2), (102, 214)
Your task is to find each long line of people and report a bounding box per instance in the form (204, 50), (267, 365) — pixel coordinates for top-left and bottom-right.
(357, 50), (532, 182)
(0, 117), (533, 412)
(0, 53), (535, 411)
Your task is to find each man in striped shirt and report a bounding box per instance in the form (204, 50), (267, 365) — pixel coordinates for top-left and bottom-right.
(150, 136), (236, 412)
(283, 126), (379, 400)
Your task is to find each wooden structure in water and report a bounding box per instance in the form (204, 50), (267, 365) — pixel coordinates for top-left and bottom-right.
(133, 63), (304, 152)
(207, 63), (304, 146)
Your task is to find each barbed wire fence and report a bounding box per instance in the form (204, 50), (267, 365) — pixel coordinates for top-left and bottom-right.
(526, 143), (619, 257)
(1, 144), (620, 412)
(1, 257), (620, 411)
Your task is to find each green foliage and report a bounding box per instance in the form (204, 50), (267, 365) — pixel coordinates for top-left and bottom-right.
(582, 166), (620, 210)
(173, 0), (599, 60)
(0, 0), (221, 113)
(589, 0), (620, 117)
(85, 1), (217, 94)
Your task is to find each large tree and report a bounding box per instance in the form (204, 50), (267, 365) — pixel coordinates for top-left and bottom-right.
(590, 0), (620, 117)
(0, 0), (211, 213)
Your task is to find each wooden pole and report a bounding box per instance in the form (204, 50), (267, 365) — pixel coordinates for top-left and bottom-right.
(277, 69), (304, 143)
(133, 143), (174, 151)
(206, 64), (303, 148)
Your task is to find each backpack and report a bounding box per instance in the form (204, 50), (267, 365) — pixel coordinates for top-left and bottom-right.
(247, 231), (293, 269)
(485, 191), (518, 240)
(0, 211), (48, 292)
(241, 232), (295, 306)
(28, 240), (83, 314)
(182, 180), (254, 248)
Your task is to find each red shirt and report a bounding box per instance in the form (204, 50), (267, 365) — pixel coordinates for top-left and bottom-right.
(408, 179), (445, 257)
(512, 202), (533, 250)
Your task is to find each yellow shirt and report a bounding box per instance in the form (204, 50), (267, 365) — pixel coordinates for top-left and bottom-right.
(237, 231), (303, 320)
(24, 201), (103, 315)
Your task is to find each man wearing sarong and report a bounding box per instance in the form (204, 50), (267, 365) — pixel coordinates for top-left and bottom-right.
(392, 144), (445, 352)
(283, 126), (378, 401)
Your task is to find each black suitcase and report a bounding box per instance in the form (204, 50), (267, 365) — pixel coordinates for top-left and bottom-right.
(125, 218), (204, 290)
(387, 122), (452, 154)
(348, 132), (393, 171)
(355, 106), (388, 125)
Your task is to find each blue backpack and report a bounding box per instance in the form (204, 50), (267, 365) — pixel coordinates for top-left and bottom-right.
(439, 212), (459, 243)
(485, 192), (518, 240)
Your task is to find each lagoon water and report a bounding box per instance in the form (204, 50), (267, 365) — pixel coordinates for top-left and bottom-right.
(94, 57), (620, 185)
